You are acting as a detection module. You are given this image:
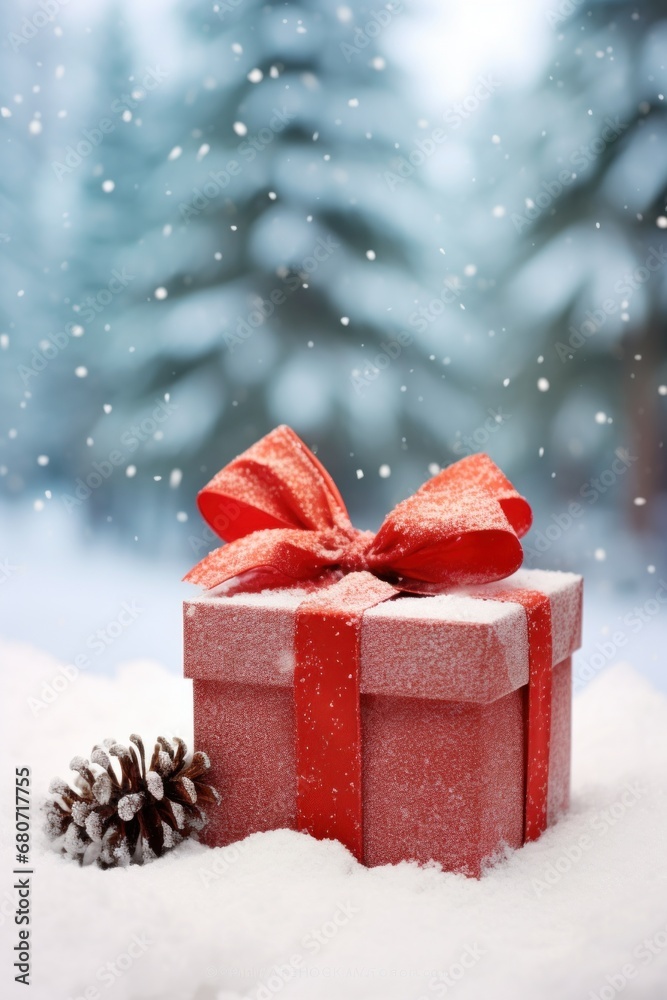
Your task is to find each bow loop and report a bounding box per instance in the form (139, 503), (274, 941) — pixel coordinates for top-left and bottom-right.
(196, 424), (352, 543)
(185, 427), (532, 593)
(365, 452), (532, 590)
(421, 452), (532, 537)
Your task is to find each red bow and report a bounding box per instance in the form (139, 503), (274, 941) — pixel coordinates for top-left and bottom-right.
(184, 425), (532, 592)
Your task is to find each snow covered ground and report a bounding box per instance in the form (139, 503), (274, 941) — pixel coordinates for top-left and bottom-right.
(1, 641), (666, 1000)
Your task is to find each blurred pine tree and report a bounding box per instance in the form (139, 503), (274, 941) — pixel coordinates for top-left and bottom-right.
(0, 8), (60, 499)
(7, 0), (663, 559)
(76, 0), (476, 543)
(486, 1), (667, 526)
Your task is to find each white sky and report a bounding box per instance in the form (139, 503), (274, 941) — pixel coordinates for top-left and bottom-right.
(66, 0), (554, 109)
(385, 0), (553, 107)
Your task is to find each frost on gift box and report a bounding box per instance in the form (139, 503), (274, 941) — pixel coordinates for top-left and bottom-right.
(182, 426), (583, 876)
(184, 569), (582, 876)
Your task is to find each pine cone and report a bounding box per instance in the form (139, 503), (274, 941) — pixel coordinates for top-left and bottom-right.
(44, 735), (220, 867)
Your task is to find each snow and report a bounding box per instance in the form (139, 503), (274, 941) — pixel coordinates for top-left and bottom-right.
(2, 640), (666, 1000)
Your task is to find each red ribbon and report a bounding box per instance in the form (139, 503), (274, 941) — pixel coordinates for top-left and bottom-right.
(185, 425), (553, 857)
(294, 572), (396, 860)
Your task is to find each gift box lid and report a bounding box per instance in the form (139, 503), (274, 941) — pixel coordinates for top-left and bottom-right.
(183, 568), (582, 704)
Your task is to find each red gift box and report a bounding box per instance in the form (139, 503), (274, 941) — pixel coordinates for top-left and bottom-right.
(183, 426), (583, 876)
